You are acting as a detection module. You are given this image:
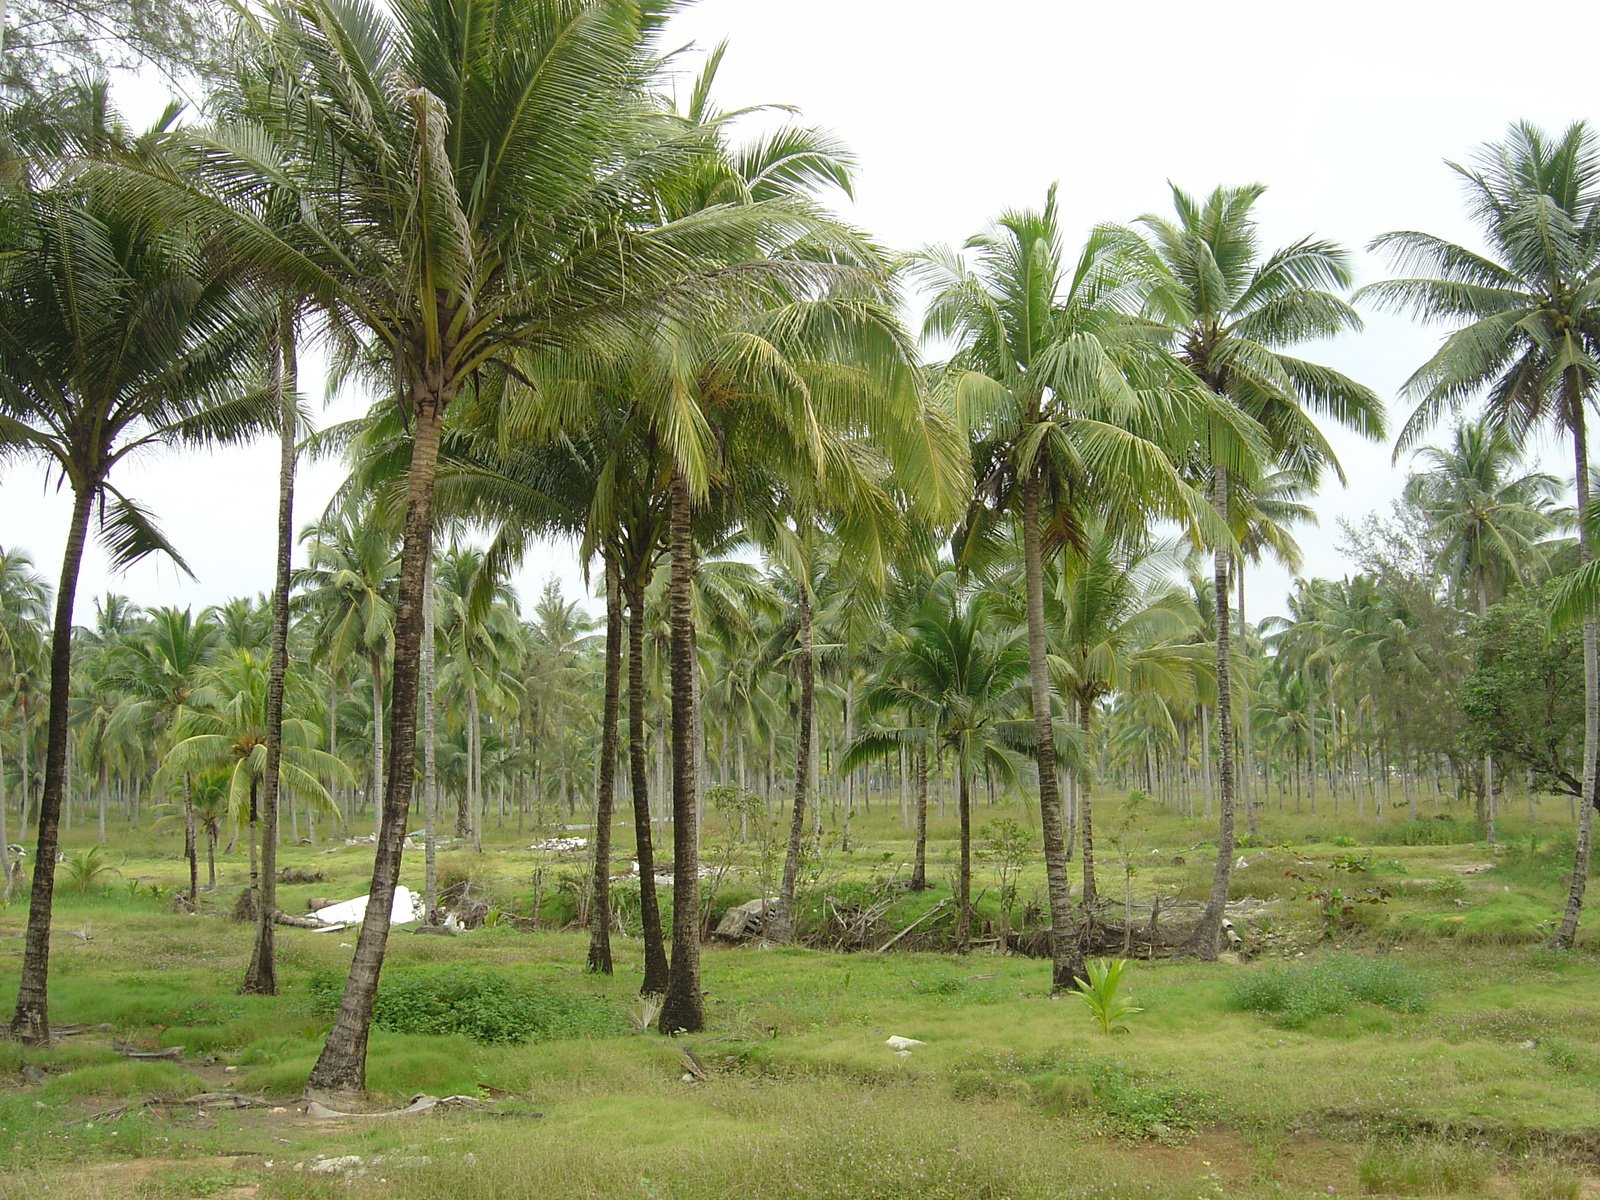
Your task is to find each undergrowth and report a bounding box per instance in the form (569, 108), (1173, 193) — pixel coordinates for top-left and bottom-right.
(1225, 954), (1431, 1027)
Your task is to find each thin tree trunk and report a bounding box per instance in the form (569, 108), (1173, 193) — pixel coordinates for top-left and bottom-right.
(184, 773), (198, 903)
(1199, 705), (1213, 822)
(954, 757), (971, 949)
(422, 557), (438, 922)
(368, 653), (384, 841)
(1180, 464), (1236, 960)
(243, 311), (296, 995)
(627, 577), (669, 993)
(10, 486), (94, 1043)
(305, 387), (446, 1099)
(1022, 472), (1082, 989)
(771, 574), (814, 942)
(1079, 700), (1097, 906)
(910, 736), (928, 890)
(1553, 407), (1596, 948)
(658, 471), (703, 1035)
(587, 562), (622, 975)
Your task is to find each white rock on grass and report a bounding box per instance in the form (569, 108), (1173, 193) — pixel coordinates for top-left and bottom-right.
(885, 1036), (926, 1051)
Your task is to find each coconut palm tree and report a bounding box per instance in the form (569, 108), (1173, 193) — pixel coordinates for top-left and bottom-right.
(914, 191), (1258, 987)
(0, 548), (50, 891)
(161, 649), (346, 907)
(102, 607), (222, 898)
(1360, 122), (1600, 947)
(0, 104), (271, 1042)
(1126, 183), (1384, 959)
(845, 573), (1029, 947)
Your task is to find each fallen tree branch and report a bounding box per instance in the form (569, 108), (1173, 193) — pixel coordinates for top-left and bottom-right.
(875, 897), (952, 953)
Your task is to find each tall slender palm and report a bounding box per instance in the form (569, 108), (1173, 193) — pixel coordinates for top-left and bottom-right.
(0, 548), (50, 891)
(1126, 183), (1384, 959)
(915, 191), (1256, 988)
(0, 109), (269, 1042)
(845, 573), (1028, 947)
(103, 607), (222, 898)
(1360, 122), (1600, 947)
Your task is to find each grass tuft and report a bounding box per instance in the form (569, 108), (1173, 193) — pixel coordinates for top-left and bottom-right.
(1226, 954), (1430, 1027)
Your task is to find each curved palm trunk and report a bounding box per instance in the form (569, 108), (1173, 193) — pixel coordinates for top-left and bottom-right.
(1553, 407), (1596, 948)
(586, 562), (622, 974)
(244, 313), (296, 995)
(910, 736), (928, 890)
(305, 392), (445, 1100)
(10, 486), (94, 1042)
(1181, 464), (1236, 960)
(627, 577), (669, 993)
(771, 578), (813, 942)
(1021, 473), (1083, 989)
(658, 471), (703, 1034)
(954, 754), (971, 950)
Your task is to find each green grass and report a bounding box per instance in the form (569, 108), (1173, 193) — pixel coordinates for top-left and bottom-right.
(1225, 954), (1432, 1027)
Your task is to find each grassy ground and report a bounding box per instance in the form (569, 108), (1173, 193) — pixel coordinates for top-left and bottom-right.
(0, 790), (1597, 1199)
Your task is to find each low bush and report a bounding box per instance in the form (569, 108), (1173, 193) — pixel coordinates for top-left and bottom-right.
(1367, 819), (1483, 847)
(307, 967), (629, 1044)
(1396, 895), (1556, 944)
(1225, 954), (1430, 1027)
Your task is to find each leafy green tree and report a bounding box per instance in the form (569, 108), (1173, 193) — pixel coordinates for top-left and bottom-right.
(1127, 183), (1383, 959)
(846, 573), (1028, 947)
(1362, 121), (1600, 947)
(915, 190), (1249, 987)
(0, 106), (269, 1042)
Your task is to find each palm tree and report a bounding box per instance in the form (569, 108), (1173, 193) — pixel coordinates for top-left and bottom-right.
(161, 649), (346, 907)
(103, 607), (222, 898)
(0, 102), (269, 1042)
(846, 573), (1029, 947)
(294, 511), (397, 837)
(1045, 528), (1205, 907)
(1360, 122), (1600, 947)
(914, 191), (1253, 988)
(0, 548), (50, 892)
(1126, 183), (1384, 959)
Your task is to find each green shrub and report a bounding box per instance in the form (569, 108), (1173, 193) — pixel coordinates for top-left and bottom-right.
(307, 967), (628, 1045)
(1225, 954), (1430, 1028)
(1030, 1060), (1211, 1137)
(1358, 1140), (1493, 1195)
(1425, 875), (1468, 901)
(1520, 1163), (1585, 1200)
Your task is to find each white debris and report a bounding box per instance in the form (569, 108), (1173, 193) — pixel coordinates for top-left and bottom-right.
(309, 886), (423, 928)
(530, 837), (588, 853)
(885, 1036), (926, 1051)
(1236, 856), (1249, 869)
(309, 1156), (363, 1175)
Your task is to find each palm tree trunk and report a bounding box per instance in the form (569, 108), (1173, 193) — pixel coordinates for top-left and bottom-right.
(954, 754), (971, 949)
(10, 485), (94, 1043)
(627, 576), (669, 994)
(1181, 463), (1236, 960)
(586, 561), (622, 975)
(206, 823), (217, 890)
(1079, 701), (1097, 906)
(911, 736), (928, 890)
(658, 470), (703, 1035)
(1553, 405), (1596, 949)
(467, 683), (482, 852)
(368, 652), (384, 840)
(771, 576), (814, 942)
(184, 772), (198, 902)
(422, 557), (438, 923)
(1021, 472), (1082, 989)
(305, 386), (446, 1100)
(244, 310), (296, 996)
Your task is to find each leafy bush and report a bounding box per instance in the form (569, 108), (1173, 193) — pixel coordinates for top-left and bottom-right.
(1225, 955), (1430, 1027)
(1358, 1140), (1492, 1195)
(1030, 1060), (1212, 1137)
(308, 968), (628, 1044)
(1425, 874), (1468, 902)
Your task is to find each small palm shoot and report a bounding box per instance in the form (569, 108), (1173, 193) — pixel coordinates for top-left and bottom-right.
(60, 846), (119, 895)
(1068, 958), (1144, 1035)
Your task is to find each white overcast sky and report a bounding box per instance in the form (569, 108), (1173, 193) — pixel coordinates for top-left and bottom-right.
(4, 0), (1597, 621)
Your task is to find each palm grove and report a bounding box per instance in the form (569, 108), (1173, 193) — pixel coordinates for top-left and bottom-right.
(0, 0), (1597, 1100)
